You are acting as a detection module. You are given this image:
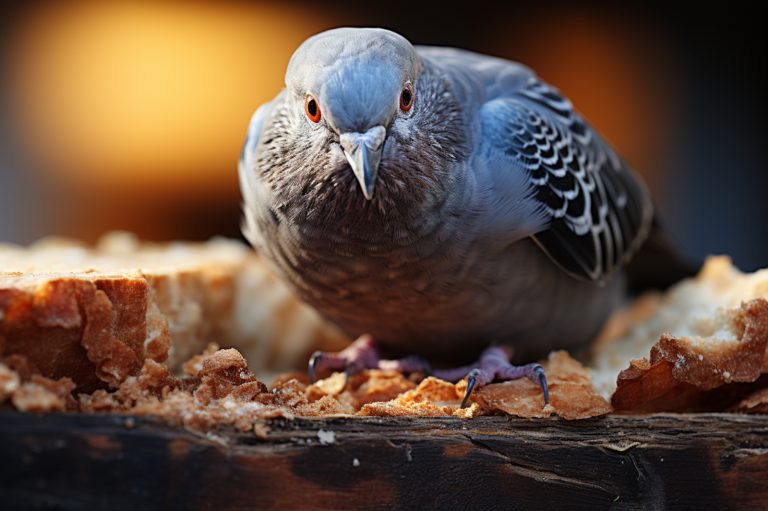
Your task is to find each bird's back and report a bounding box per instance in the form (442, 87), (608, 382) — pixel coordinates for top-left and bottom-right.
(411, 47), (534, 137)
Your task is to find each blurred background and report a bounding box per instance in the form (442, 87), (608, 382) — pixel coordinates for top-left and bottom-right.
(0, 1), (765, 271)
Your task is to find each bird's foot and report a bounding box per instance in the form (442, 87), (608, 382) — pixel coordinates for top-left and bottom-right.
(308, 334), (432, 384)
(308, 338), (547, 411)
(433, 345), (549, 409)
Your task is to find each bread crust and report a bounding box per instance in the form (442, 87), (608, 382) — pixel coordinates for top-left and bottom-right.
(1, 273), (171, 393)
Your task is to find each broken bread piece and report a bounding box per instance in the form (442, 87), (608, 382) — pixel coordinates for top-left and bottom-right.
(294, 350), (611, 420)
(471, 350), (612, 420)
(612, 298), (768, 410)
(0, 231), (350, 393)
(75, 347), (612, 429)
(589, 256), (768, 411)
(79, 348), (351, 431)
(0, 355), (77, 413)
(0, 272), (171, 393)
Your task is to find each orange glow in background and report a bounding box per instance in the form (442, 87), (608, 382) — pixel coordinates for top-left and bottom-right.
(4, 1), (340, 241)
(10, 1), (331, 194)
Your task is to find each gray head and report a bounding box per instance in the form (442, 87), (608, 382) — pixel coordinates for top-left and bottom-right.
(286, 28), (420, 133)
(285, 28), (421, 199)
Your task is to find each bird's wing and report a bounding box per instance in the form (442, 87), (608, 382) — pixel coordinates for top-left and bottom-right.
(438, 53), (653, 283)
(238, 100), (273, 175)
(476, 74), (653, 283)
(417, 46), (654, 283)
(238, 100), (274, 248)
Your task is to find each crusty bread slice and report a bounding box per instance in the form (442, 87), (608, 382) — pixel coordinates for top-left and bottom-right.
(0, 231), (350, 393)
(589, 256), (768, 410)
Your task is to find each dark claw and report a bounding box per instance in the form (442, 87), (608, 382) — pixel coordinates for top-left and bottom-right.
(533, 365), (549, 406)
(308, 350), (323, 384)
(404, 355), (433, 375)
(344, 359), (366, 387)
(461, 369), (481, 408)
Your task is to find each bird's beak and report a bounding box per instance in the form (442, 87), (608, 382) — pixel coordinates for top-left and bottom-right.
(340, 126), (386, 200)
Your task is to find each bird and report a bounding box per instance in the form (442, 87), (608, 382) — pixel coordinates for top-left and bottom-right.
(238, 27), (687, 407)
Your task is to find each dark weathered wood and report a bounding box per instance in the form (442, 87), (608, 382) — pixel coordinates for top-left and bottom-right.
(1, 412), (766, 510)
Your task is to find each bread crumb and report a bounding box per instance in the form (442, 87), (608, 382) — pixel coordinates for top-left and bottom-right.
(317, 429), (335, 445)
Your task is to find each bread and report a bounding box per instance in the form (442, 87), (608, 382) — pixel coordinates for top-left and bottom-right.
(2, 234), (766, 426)
(589, 256), (768, 411)
(0, 231), (349, 394)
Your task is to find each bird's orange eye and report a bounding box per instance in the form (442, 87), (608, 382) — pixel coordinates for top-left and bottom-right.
(400, 83), (413, 112)
(305, 95), (321, 123)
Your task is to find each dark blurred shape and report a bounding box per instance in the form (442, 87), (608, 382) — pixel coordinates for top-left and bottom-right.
(0, 1), (765, 271)
(625, 218), (701, 293)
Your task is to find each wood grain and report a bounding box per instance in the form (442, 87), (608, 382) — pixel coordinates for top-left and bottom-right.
(1, 412), (766, 510)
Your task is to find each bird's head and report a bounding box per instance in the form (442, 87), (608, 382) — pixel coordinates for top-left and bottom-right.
(284, 28), (421, 200)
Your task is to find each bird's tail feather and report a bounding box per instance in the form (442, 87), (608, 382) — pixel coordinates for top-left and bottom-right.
(624, 215), (700, 292)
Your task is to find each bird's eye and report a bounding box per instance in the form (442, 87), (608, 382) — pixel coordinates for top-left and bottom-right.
(400, 84), (413, 112)
(305, 95), (321, 123)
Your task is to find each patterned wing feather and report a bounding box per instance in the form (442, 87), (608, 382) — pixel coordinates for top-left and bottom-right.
(481, 80), (653, 283)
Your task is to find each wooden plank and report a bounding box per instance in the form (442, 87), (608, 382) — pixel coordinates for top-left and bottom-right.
(1, 412), (766, 510)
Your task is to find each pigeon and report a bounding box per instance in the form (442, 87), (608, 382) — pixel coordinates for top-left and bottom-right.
(238, 27), (674, 407)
